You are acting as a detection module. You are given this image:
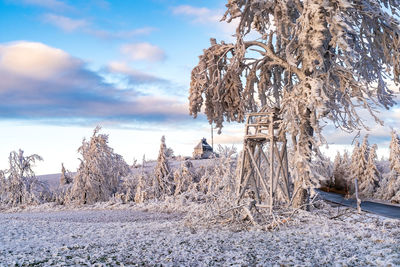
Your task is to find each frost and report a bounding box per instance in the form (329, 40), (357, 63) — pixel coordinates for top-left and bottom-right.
(189, 0), (400, 207)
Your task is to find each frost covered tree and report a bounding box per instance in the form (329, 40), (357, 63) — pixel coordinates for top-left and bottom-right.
(351, 137), (369, 189)
(358, 136), (370, 183)
(0, 170), (6, 204)
(360, 144), (380, 197)
(134, 155), (148, 203)
(60, 163), (72, 186)
(0, 149), (47, 206)
(332, 152), (351, 191)
(376, 131), (400, 202)
(173, 160), (195, 196)
(389, 131), (400, 173)
(189, 0), (400, 207)
(71, 126), (129, 204)
(154, 136), (174, 198)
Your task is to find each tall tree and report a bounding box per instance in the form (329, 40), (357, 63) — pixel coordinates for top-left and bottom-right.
(351, 139), (368, 188)
(359, 136), (370, 182)
(71, 126), (129, 204)
(376, 131), (400, 202)
(389, 130), (400, 173)
(189, 0), (400, 207)
(360, 144), (380, 197)
(154, 136), (173, 198)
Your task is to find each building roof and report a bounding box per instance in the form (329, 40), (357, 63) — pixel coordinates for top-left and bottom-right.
(194, 138), (213, 151)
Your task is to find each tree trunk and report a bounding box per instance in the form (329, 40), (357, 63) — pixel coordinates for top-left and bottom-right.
(292, 108), (313, 210)
(292, 179), (307, 209)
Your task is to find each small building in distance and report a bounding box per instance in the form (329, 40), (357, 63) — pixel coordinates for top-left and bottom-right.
(193, 138), (215, 159)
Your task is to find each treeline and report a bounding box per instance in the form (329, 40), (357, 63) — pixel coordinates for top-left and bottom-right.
(328, 132), (400, 203)
(1, 127), (399, 209)
(0, 127), (238, 209)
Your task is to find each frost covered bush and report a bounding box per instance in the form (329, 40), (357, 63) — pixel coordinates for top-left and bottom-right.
(70, 126), (130, 204)
(0, 149), (51, 207)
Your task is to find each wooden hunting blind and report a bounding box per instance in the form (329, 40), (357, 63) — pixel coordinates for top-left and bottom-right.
(237, 108), (290, 212)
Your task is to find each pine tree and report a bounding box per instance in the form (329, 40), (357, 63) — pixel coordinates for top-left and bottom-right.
(376, 131), (400, 202)
(351, 141), (362, 182)
(341, 151), (352, 194)
(359, 135), (370, 183)
(350, 137), (370, 189)
(360, 144), (380, 197)
(389, 131), (400, 173)
(134, 155), (148, 203)
(332, 152), (351, 191)
(71, 126), (129, 204)
(154, 136), (173, 198)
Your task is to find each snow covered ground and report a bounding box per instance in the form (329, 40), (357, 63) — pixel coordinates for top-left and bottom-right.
(1, 202), (399, 266)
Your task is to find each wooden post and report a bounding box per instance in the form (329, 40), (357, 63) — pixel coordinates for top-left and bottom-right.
(210, 124), (214, 151)
(355, 178), (361, 213)
(269, 116), (275, 214)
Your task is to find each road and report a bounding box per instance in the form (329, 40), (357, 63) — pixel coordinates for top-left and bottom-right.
(316, 189), (400, 219)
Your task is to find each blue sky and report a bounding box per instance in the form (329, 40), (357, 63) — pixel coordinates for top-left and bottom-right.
(0, 0), (398, 174)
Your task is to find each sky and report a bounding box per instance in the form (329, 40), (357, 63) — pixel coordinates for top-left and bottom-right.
(0, 0), (399, 175)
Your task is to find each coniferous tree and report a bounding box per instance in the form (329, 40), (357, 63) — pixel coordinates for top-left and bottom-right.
(332, 152), (351, 191)
(154, 136), (173, 198)
(360, 144), (380, 197)
(351, 141), (362, 182)
(341, 151), (352, 194)
(358, 135), (370, 183)
(376, 131), (400, 202)
(134, 155), (148, 203)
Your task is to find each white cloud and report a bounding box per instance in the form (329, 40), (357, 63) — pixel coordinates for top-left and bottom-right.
(43, 14), (87, 32)
(172, 5), (238, 35)
(88, 27), (157, 40)
(42, 13), (156, 39)
(107, 61), (164, 83)
(21, 0), (71, 10)
(0, 41), (80, 80)
(0, 41), (187, 122)
(172, 5), (216, 23)
(120, 43), (166, 62)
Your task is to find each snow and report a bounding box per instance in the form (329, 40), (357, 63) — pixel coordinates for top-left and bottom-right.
(1, 202), (399, 266)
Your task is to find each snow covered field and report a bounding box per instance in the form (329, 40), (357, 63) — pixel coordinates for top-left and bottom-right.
(1, 203), (399, 266)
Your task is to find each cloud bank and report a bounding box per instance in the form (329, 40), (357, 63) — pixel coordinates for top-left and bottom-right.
(120, 43), (166, 62)
(0, 41), (187, 124)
